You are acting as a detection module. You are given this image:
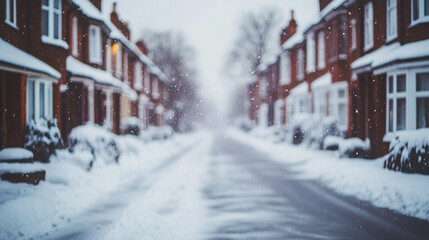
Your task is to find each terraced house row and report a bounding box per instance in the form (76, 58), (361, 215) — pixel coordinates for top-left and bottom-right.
(249, 0), (429, 158)
(0, 0), (169, 149)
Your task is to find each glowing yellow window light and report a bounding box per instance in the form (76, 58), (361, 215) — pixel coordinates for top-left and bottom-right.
(112, 43), (119, 54)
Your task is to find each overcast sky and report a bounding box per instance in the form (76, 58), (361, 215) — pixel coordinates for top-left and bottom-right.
(102, 0), (318, 115)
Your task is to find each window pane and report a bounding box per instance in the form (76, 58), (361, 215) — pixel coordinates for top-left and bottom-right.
(54, 0), (59, 9)
(338, 89), (346, 98)
(9, 0), (15, 23)
(340, 16), (347, 55)
(27, 81), (35, 120)
(425, 0), (429, 16)
(417, 97), (429, 128)
(54, 13), (59, 39)
(413, 0), (419, 21)
(42, 10), (49, 36)
(388, 99), (393, 132)
(42, 0), (48, 6)
(389, 76), (394, 93)
(397, 98), (406, 130)
(47, 84), (52, 118)
(39, 82), (45, 118)
(338, 103), (347, 126)
(397, 74), (406, 92)
(417, 72), (429, 91)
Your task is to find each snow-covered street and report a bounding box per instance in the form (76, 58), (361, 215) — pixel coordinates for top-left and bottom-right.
(2, 129), (429, 240)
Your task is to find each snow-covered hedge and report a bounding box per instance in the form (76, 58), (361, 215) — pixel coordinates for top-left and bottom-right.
(384, 129), (429, 174)
(323, 136), (343, 151)
(121, 117), (143, 136)
(235, 117), (256, 132)
(339, 138), (370, 159)
(67, 124), (120, 170)
(24, 118), (63, 162)
(140, 126), (174, 142)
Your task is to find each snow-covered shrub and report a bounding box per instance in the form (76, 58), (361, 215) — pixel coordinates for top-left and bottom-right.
(121, 117), (143, 136)
(339, 138), (370, 159)
(235, 117), (256, 132)
(24, 118), (63, 162)
(67, 124), (120, 170)
(141, 126), (174, 141)
(323, 136), (343, 151)
(384, 129), (429, 174)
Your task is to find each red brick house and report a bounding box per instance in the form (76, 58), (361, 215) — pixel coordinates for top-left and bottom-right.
(0, 0), (170, 151)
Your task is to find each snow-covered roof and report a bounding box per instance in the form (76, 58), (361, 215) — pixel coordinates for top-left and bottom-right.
(281, 28), (305, 51)
(290, 81), (309, 96)
(311, 72), (332, 89)
(372, 39), (429, 68)
(71, 0), (109, 25)
(0, 38), (61, 79)
(351, 43), (400, 71)
(66, 56), (137, 100)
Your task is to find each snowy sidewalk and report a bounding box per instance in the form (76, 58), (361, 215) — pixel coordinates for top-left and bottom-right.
(229, 128), (429, 222)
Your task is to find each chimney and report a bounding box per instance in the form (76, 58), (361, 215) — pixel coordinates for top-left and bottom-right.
(111, 3), (131, 40)
(136, 40), (148, 55)
(111, 2), (119, 26)
(89, 0), (102, 11)
(319, 0), (333, 12)
(279, 10), (298, 46)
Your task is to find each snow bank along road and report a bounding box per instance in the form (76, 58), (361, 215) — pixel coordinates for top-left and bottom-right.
(2, 130), (429, 239)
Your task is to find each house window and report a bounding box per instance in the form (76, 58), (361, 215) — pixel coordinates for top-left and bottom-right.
(152, 79), (159, 98)
(72, 17), (78, 56)
(327, 23), (337, 61)
(317, 31), (325, 69)
(144, 67), (150, 93)
(329, 82), (348, 130)
(306, 32), (316, 73)
(5, 0), (17, 27)
(134, 62), (143, 90)
(412, 0), (429, 24)
(280, 52), (290, 84)
(386, 70), (429, 136)
(123, 51), (129, 84)
(106, 40), (112, 72)
(42, 0), (62, 42)
(274, 99), (284, 125)
(339, 15), (347, 56)
(387, 0), (398, 40)
(313, 89), (328, 116)
(350, 19), (357, 50)
(297, 48), (304, 80)
(364, 2), (374, 51)
(26, 79), (53, 121)
(111, 42), (122, 76)
(259, 75), (267, 99)
(89, 25), (102, 64)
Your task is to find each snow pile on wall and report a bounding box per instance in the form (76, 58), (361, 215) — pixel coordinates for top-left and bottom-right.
(121, 117), (143, 136)
(0, 148), (33, 162)
(141, 126), (174, 141)
(385, 129), (429, 175)
(339, 137), (370, 159)
(24, 118), (63, 162)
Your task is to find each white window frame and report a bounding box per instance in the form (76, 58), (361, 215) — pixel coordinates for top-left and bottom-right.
(274, 99), (284, 126)
(152, 78), (160, 99)
(41, 0), (67, 49)
(123, 51), (129, 84)
(116, 43), (122, 77)
(106, 39), (112, 72)
(144, 67), (150, 93)
(364, 2), (374, 51)
(387, 0), (398, 41)
(313, 88), (328, 117)
(297, 48), (305, 81)
(350, 19), (357, 50)
(134, 62), (143, 90)
(72, 16), (78, 56)
(5, 0), (17, 28)
(386, 68), (429, 139)
(89, 25), (102, 64)
(280, 52), (290, 85)
(306, 32), (316, 73)
(104, 89), (113, 129)
(26, 78), (53, 121)
(329, 82), (348, 131)
(411, 0), (429, 25)
(259, 75), (267, 99)
(317, 31), (325, 70)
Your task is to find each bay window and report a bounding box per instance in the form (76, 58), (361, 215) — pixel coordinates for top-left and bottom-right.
(280, 52), (290, 84)
(412, 0), (429, 24)
(386, 69), (429, 136)
(306, 32), (316, 73)
(72, 16), (78, 56)
(123, 51), (129, 84)
(42, 0), (66, 48)
(317, 31), (325, 69)
(364, 2), (374, 51)
(89, 25), (102, 64)
(134, 62), (143, 90)
(297, 48), (304, 80)
(26, 79), (53, 121)
(387, 0), (398, 40)
(5, 0), (17, 27)
(329, 82), (348, 130)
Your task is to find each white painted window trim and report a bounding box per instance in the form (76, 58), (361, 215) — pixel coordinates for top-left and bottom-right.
(386, 0), (398, 42)
(26, 78), (53, 121)
(364, 2), (374, 51)
(72, 16), (79, 57)
(313, 87), (328, 116)
(89, 25), (102, 65)
(297, 48), (305, 81)
(350, 19), (357, 50)
(134, 62), (143, 90)
(115, 43), (122, 77)
(41, 0), (67, 49)
(280, 52), (290, 84)
(385, 67), (429, 141)
(259, 75), (267, 99)
(411, 0), (429, 26)
(306, 32), (316, 73)
(104, 89), (113, 130)
(144, 67), (150, 94)
(152, 78), (159, 99)
(123, 51), (129, 84)
(5, 0), (17, 28)
(274, 99), (284, 126)
(317, 31), (325, 70)
(106, 39), (112, 72)
(329, 82), (348, 130)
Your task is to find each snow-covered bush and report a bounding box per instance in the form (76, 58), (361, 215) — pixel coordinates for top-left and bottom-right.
(235, 117), (256, 132)
(141, 126), (174, 141)
(323, 136), (343, 151)
(67, 124), (120, 170)
(384, 129), (429, 174)
(121, 117), (143, 136)
(24, 118), (63, 162)
(339, 138), (370, 159)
